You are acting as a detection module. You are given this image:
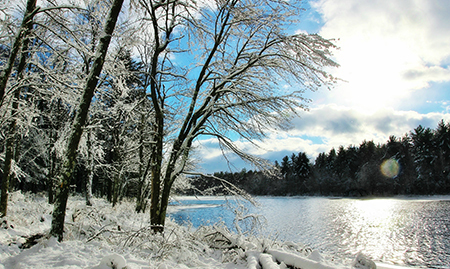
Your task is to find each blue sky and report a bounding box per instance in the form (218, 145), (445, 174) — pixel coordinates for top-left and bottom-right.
(195, 0), (450, 173)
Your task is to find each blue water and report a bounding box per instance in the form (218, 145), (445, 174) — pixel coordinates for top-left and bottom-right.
(169, 198), (237, 226)
(169, 196), (450, 268)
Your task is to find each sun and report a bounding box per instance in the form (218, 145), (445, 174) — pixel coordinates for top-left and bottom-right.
(327, 36), (420, 113)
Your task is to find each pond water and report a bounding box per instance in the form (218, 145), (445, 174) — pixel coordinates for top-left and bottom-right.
(169, 196), (450, 268)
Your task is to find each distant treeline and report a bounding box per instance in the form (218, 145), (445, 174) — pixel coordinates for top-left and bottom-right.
(184, 120), (450, 197)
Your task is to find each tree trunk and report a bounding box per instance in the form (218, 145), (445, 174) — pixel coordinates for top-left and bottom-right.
(106, 177), (113, 203)
(47, 130), (56, 204)
(0, 0), (38, 107)
(85, 128), (94, 206)
(149, 159), (183, 232)
(135, 113), (147, 213)
(112, 173), (120, 207)
(0, 122), (15, 217)
(149, 124), (164, 232)
(86, 165), (94, 206)
(111, 135), (121, 207)
(154, 180), (172, 231)
(0, 4), (34, 216)
(50, 0), (124, 241)
(8, 132), (21, 192)
(136, 157), (152, 213)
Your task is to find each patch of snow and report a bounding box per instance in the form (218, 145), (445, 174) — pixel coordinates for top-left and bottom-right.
(308, 249), (323, 262)
(268, 249), (339, 269)
(93, 254), (127, 269)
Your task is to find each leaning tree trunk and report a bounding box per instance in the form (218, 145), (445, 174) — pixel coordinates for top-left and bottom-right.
(0, 2), (35, 216)
(0, 0), (38, 108)
(49, 0), (124, 241)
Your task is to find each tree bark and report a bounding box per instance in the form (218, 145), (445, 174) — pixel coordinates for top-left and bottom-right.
(50, 0), (124, 241)
(85, 128), (94, 206)
(149, 127), (163, 231)
(149, 94), (165, 231)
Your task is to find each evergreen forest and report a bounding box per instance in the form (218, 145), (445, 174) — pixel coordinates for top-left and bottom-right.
(186, 120), (450, 197)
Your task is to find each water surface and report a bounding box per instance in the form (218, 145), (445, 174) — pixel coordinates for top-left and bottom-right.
(169, 196), (450, 268)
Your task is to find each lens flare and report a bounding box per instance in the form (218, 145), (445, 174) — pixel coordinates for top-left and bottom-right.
(380, 159), (400, 178)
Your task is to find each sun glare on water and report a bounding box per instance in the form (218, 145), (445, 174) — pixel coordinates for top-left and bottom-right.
(346, 198), (403, 263)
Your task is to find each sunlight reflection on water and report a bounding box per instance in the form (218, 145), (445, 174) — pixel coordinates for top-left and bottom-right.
(169, 196), (450, 268)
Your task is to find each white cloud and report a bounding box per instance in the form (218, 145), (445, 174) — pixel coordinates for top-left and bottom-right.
(403, 66), (450, 86)
(311, 0), (450, 112)
(193, 138), (223, 160)
(195, 105), (450, 172)
(292, 104), (449, 142)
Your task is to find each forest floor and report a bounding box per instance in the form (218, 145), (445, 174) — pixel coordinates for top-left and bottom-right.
(0, 191), (411, 269)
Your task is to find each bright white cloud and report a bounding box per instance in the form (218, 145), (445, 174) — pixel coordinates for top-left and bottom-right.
(311, 0), (450, 112)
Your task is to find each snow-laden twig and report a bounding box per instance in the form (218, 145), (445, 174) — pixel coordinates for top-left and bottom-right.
(85, 224), (116, 243)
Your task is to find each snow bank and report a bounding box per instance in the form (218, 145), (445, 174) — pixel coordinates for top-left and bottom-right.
(0, 192), (416, 269)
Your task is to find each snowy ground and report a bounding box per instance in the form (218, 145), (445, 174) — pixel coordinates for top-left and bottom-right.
(0, 192), (413, 269)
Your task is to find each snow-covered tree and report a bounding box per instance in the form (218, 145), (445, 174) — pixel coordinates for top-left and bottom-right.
(0, 0), (37, 217)
(90, 47), (152, 208)
(50, 0), (125, 241)
(134, 0), (338, 232)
